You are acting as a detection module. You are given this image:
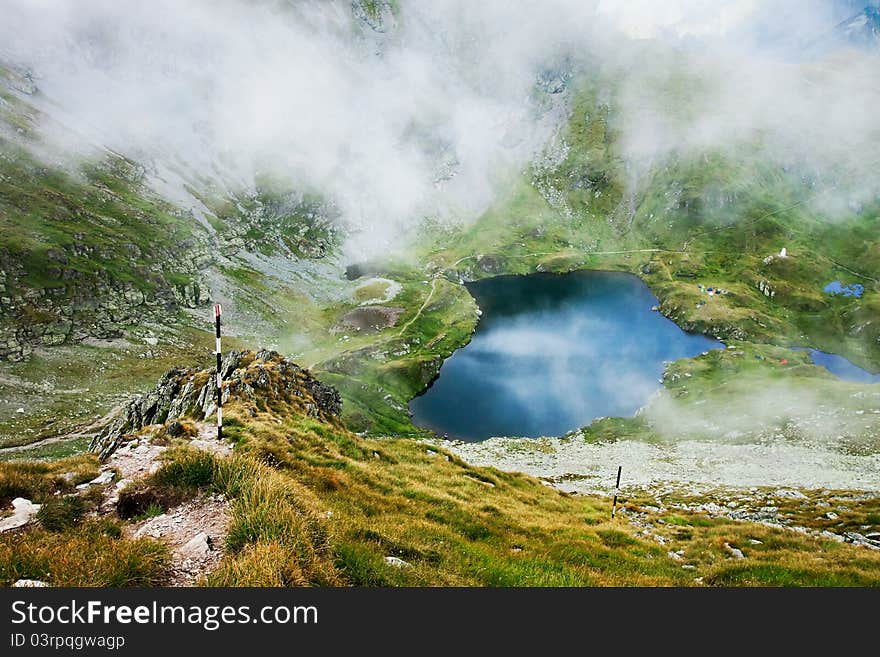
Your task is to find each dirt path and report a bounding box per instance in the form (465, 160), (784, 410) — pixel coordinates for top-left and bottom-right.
(91, 421), (233, 585)
(0, 434), (70, 454)
(0, 405), (123, 454)
(397, 277), (439, 338)
(128, 495), (231, 586)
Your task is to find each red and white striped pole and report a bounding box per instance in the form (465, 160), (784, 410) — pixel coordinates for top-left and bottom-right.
(214, 303), (223, 441)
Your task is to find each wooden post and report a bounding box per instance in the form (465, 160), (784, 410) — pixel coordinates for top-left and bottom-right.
(611, 466), (622, 518)
(214, 304), (223, 441)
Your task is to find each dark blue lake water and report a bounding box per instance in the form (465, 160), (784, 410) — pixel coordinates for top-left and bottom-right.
(409, 270), (723, 441)
(806, 349), (880, 384)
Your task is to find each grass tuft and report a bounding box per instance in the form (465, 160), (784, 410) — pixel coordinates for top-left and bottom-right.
(0, 519), (168, 586)
(36, 495), (87, 532)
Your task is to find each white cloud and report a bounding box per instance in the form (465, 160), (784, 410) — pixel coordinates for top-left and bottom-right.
(1, 0), (878, 258)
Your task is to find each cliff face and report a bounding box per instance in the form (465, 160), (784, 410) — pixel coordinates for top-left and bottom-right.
(89, 349), (341, 459)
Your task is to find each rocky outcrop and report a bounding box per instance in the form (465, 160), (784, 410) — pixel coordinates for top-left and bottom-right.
(0, 242), (211, 361)
(352, 0), (397, 34)
(756, 279), (776, 299)
(89, 350), (342, 459)
(215, 192), (338, 260)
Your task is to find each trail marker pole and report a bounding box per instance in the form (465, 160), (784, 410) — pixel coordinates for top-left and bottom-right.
(611, 466), (622, 518)
(214, 304), (223, 441)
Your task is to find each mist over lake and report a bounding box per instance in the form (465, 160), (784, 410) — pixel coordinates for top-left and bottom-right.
(410, 270), (723, 441)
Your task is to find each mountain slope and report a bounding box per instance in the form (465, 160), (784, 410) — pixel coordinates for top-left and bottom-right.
(2, 350), (878, 587)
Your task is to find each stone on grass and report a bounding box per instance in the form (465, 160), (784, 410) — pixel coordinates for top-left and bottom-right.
(774, 489), (807, 500)
(384, 556), (412, 568)
(0, 498), (41, 533)
(724, 543), (745, 559)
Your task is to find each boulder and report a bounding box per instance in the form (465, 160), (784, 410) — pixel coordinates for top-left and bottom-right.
(845, 532), (880, 550)
(178, 532), (212, 559)
(774, 489), (807, 500)
(383, 556), (412, 568)
(89, 471), (115, 485)
(724, 543), (745, 559)
(0, 498), (41, 533)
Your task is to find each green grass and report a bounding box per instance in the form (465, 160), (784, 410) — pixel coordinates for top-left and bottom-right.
(0, 139), (198, 296)
(0, 455), (99, 507)
(190, 376), (880, 586)
(0, 519), (168, 586)
(132, 503), (165, 522)
(116, 447), (221, 519)
(35, 494), (88, 532)
(353, 280), (391, 302)
(705, 563), (878, 587)
(4, 351), (880, 587)
(0, 327), (239, 451)
(0, 59), (878, 589)
(150, 449), (217, 490)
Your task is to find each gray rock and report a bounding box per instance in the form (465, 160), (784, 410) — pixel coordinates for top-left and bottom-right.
(383, 556), (412, 568)
(133, 516), (168, 539)
(178, 532), (212, 559)
(165, 421), (185, 437)
(774, 489), (807, 500)
(820, 530), (845, 543)
(89, 471), (115, 485)
(724, 543), (745, 559)
(13, 579), (49, 587)
(0, 498), (41, 533)
(90, 350), (341, 458)
(843, 532), (880, 550)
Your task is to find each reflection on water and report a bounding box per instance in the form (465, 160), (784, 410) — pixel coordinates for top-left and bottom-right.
(409, 270), (723, 441)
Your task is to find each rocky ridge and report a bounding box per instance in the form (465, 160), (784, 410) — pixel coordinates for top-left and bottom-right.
(90, 349), (342, 459)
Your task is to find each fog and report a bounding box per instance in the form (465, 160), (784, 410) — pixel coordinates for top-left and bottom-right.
(2, 1), (879, 259)
(0, 0), (600, 257)
(644, 379), (880, 446)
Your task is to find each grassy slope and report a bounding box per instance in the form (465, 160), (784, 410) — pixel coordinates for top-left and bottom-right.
(0, 70), (337, 449)
(3, 59), (876, 444)
(210, 399), (880, 586)
(310, 70), (878, 440)
(3, 359), (878, 587)
(0, 143), (198, 294)
(1, 56), (878, 590)
(0, 328), (248, 456)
